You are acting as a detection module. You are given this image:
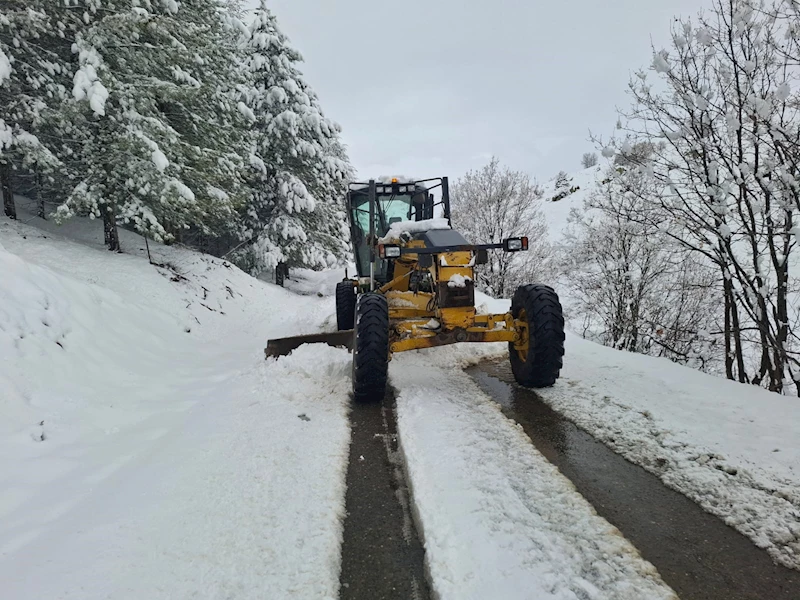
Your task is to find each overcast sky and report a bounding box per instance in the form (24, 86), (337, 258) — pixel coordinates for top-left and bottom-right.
(247, 0), (706, 183)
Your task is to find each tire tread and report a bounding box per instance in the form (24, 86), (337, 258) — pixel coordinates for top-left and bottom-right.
(336, 282), (356, 331)
(352, 293), (389, 401)
(509, 284), (565, 387)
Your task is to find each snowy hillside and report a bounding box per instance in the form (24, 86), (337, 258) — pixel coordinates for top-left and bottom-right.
(539, 164), (603, 242)
(0, 214), (353, 598)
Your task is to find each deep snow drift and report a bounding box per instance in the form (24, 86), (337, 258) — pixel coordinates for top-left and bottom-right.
(0, 214), (351, 599)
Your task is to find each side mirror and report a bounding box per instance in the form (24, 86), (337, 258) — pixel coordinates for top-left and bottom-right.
(418, 254), (433, 268)
(475, 249), (489, 265)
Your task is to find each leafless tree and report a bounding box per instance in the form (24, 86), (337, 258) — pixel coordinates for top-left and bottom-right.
(451, 157), (552, 297)
(608, 0), (800, 393)
(563, 163), (718, 368)
(581, 152), (599, 168)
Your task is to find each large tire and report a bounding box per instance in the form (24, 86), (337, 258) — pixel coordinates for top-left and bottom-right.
(509, 284), (565, 387)
(336, 281), (356, 330)
(352, 293), (389, 402)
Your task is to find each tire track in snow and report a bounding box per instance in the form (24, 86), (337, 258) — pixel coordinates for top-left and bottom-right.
(468, 360), (800, 600)
(391, 352), (677, 600)
(339, 387), (430, 600)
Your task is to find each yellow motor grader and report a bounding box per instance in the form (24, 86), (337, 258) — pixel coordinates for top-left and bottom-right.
(266, 177), (565, 401)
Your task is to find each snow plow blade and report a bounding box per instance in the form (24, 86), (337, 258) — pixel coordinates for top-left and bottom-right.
(265, 330), (354, 358)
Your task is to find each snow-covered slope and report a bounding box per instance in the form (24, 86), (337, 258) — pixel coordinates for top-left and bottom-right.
(0, 214), (351, 599)
(539, 164), (603, 243)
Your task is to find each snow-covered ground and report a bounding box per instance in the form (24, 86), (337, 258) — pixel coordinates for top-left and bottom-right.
(1, 210), (677, 598)
(3, 201), (799, 598)
(391, 347), (676, 600)
(0, 212), (351, 599)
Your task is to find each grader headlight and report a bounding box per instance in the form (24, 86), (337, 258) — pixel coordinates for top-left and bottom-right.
(379, 244), (401, 259)
(503, 237), (529, 252)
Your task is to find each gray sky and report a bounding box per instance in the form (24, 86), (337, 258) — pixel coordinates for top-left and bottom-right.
(248, 0), (705, 183)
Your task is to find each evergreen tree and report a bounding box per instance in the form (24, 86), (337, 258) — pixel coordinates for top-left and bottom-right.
(2, 0), (352, 268)
(235, 0), (350, 275)
(0, 3), (64, 219)
(52, 0), (248, 250)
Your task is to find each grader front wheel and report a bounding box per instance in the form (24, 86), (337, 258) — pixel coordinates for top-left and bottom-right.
(352, 293), (389, 402)
(509, 284), (565, 387)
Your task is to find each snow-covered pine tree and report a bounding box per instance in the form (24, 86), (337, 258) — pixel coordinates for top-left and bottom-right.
(0, 2), (64, 219)
(235, 0), (350, 275)
(551, 170), (574, 201)
(52, 0), (248, 251)
(293, 125), (351, 268)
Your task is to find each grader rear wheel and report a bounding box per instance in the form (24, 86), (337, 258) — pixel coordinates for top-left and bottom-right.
(352, 293), (389, 402)
(509, 284), (565, 387)
(336, 281), (356, 331)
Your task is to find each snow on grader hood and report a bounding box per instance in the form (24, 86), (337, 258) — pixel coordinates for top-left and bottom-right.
(266, 176), (565, 402)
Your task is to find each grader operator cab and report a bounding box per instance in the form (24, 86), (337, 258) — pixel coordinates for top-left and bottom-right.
(266, 176), (565, 402)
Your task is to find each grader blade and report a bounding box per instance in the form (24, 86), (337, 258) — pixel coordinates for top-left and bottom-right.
(265, 330), (353, 358)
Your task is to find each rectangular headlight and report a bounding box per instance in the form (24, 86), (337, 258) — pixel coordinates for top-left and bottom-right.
(379, 244), (401, 258)
(503, 237), (528, 252)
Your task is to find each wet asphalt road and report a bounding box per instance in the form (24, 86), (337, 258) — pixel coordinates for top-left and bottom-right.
(338, 388), (430, 600)
(468, 360), (800, 600)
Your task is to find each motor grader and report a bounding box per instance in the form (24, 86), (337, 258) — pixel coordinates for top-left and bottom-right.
(266, 176), (565, 402)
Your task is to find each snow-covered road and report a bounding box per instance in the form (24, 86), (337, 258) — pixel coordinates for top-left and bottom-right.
(2, 346), (352, 599)
(391, 350), (676, 600)
(535, 333), (800, 571)
(3, 211), (800, 599)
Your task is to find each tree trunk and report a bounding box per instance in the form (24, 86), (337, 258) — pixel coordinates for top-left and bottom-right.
(103, 204), (120, 252)
(772, 260), (789, 393)
(723, 277), (734, 380)
(730, 296), (747, 384)
(1, 162), (16, 220)
(36, 170), (45, 219)
(722, 274), (747, 383)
